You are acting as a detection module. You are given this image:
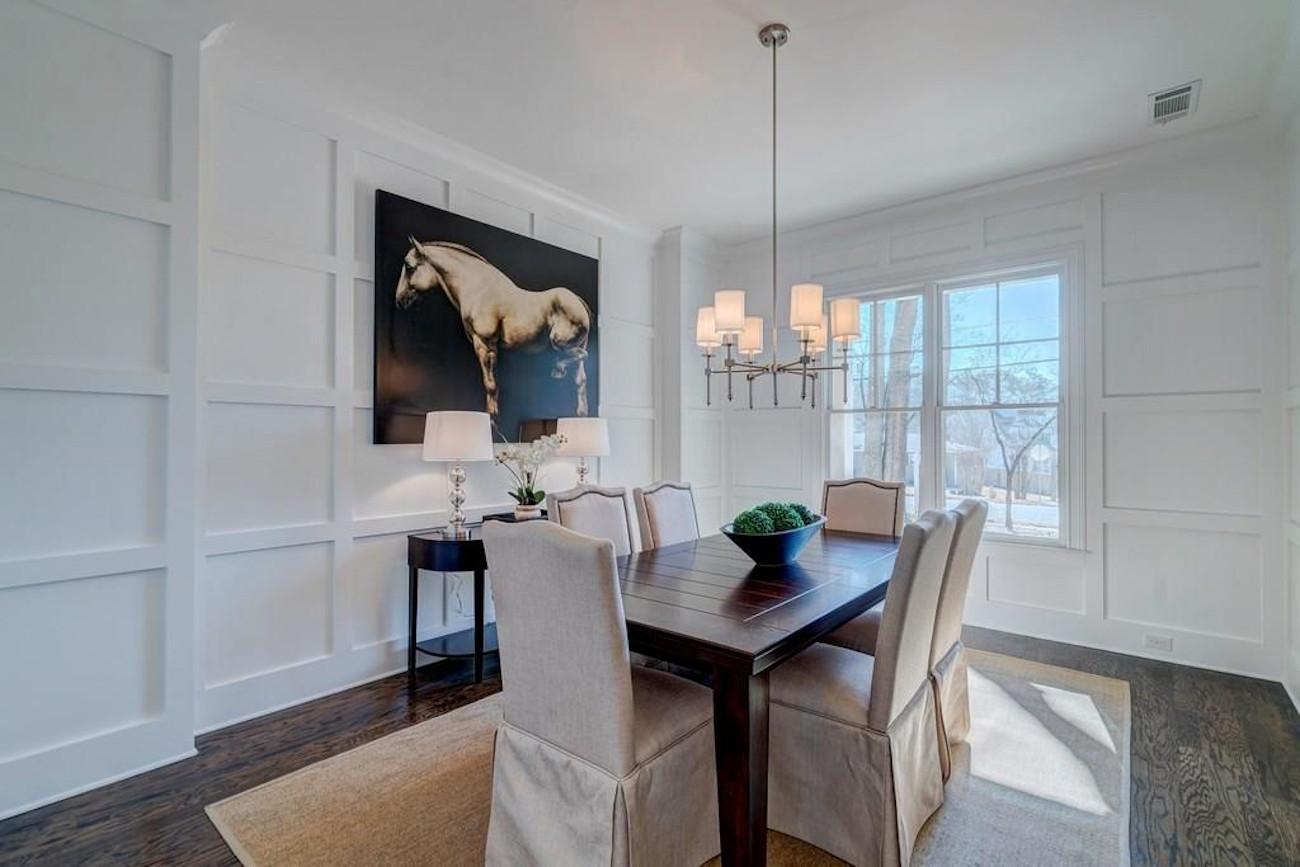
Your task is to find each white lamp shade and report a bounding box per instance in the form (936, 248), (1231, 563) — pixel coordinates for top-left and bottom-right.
(695, 306), (721, 348)
(830, 297), (862, 340)
(790, 282), (824, 330)
(713, 289), (746, 335)
(422, 411), (494, 462)
(808, 314), (829, 353)
(739, 315), (764, 355)
(556, 417), (610, 457)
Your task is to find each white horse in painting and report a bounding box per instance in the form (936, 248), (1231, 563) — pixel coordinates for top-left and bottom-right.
(394, 239), (591, 417)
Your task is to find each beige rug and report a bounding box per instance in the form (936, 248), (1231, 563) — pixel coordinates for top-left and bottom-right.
(207, 650), (1129, 866)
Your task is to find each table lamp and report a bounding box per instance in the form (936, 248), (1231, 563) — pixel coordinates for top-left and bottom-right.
(422, 411), (494, 536)
(556, 417), (610, 485)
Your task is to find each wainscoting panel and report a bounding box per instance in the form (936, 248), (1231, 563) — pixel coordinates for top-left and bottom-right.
(730, 412), (804, 490)
(0, 390), (166, 561)
(983, 199), (1084, 246)
(1103, 409), (1261, 516)
(201, 543), (334, 689)
(0, 1), (170, 199)
(454, 187), (531, 236)
(0, 569), (164, 763)
(209, 103), (336, 256)
(1103, 282), (1261, 396)
(204, 251), (335, 389)
(1100, 161), (1262, 285)
(601, 416), (656, 490)
(0, 190), (168, 372)
(348, 532), (445, 651)
(203, 403), (334, 534)
(985, 545), (1087, 615)
(1104, 523), (1263, 643)
(600, 322), (655, 410)
(534, 214), (601, 258)
(350, 409), (440, 520)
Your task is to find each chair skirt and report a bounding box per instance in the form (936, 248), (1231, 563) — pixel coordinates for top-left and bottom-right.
(769, 684), (944, 867)
(932, 641), (971, 782)
(486, 721), (720, 867)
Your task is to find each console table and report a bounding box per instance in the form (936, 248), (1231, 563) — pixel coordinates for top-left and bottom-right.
(406, 513), (543, 683)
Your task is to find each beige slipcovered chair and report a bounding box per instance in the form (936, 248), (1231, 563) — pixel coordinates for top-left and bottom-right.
(822, 477), (906, 537)
(823, 498), (989, 780)
(632, 480), (700, 549)
(482, 521), (719, 866)
(768, 510), (955, 867)
(546, 484), (637, 556)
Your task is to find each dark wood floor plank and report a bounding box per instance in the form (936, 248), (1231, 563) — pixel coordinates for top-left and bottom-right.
(2, 629), (1299, 866)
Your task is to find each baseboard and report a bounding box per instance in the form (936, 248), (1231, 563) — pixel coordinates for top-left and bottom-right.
(194, 663), (409, 736)
(0, 748), (197, 822)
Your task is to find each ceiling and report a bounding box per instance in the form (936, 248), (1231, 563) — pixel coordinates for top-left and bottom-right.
(202, 0), (1296, 244)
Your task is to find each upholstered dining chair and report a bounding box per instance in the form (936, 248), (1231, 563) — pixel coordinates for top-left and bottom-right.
(767, 510), (955, 867)
(822, 477), (906, 537)
(482, 521), (719, 866)
(546, 484), (638, 555)
(822, 498), (989, 780)
(632, 480), (700, 549)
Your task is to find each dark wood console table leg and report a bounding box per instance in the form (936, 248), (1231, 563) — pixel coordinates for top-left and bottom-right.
(407, 566), (418, 681)
(473, 568), (485, 683)
(713, 667), (770, 867)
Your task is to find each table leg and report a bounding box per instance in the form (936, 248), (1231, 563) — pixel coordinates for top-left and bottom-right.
(473, 569), (485, 683)
(407, 566), (418, 681)
(712, 667), (770, 867)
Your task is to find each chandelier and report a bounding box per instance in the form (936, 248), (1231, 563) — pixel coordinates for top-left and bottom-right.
(696, 23), (861, 409)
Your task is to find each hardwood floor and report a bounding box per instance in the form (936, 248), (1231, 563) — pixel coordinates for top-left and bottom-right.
(1, 628), (1297, 866)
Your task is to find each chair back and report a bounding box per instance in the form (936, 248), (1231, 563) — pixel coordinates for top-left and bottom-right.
(633, 481), (700, 549)
(822, 478), (905, 537)
(482, 520), (637, 776)
(867, 510), (955, 731)
(930, 499), (988, 667)
(546, 484), (636, 556)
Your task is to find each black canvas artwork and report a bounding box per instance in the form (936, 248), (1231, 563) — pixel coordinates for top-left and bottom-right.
(373, 190), (599, 444)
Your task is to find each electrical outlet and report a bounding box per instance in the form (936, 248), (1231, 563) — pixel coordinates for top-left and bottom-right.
(1144, 633), (1173, 653)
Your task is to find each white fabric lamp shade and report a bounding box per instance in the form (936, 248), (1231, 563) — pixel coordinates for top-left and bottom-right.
(556, 417), (611, 457)
(830, 297), (862, 340)
(422, 411), (494, 462)
(739, 315), (764, 356)
(808, 314), (829, 353)
(695, 306), (721, 348)
(713, 289), (746, 335)
(790, 282), (824, 330)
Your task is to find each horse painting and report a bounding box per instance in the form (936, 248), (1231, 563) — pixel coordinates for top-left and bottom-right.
(394, 239), (592, 418)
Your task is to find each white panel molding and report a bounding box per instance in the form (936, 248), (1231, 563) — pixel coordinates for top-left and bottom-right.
(0, 161), (174, 226)
(204, 382), (339, 408)
(202, 523), (337, 556)
(0, 547), (167, 593)
(0, 364), (170, 397)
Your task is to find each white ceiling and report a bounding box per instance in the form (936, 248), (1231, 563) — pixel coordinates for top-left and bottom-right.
(205, 0), (1296, 244)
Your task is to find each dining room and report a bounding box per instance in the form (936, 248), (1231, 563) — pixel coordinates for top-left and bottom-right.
(2, 1), (1299, 865)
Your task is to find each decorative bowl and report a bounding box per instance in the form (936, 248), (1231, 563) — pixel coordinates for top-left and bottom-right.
(721, 516), (826, 566)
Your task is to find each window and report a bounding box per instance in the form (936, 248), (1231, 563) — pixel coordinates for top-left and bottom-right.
(830, 265), (1068, 543)
(831, 293), (924, 518)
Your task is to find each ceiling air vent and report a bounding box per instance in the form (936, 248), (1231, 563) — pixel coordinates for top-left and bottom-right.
(1149, 80), (1201, 125)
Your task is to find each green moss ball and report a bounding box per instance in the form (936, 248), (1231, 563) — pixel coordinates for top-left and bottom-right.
(732, 509), (775, 535)
(787, 502), (817, 526)
(755, 501), (803, 532)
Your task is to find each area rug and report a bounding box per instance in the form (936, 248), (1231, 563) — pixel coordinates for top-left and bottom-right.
(207, 650), (1129, 866)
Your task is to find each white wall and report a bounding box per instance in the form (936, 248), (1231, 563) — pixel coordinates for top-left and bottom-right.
(195, 53), (660, 731)
(718, 123), (1289, 682)
(1285, 111), (1300, 707)
(0, 0), (659, 817)
(0, 0), (206, 819)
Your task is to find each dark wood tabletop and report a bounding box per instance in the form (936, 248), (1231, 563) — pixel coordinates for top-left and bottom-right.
(616, 529), (900, 867)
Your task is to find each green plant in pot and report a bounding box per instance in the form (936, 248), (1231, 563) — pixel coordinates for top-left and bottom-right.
(495, 432), (566, 519)
(724, 501), (826, 566)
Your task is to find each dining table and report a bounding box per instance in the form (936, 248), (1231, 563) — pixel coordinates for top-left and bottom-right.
(617, 528), (901, 867)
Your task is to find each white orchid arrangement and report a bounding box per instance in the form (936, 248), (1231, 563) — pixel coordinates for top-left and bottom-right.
(496, 432), (567, 506)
